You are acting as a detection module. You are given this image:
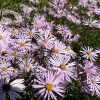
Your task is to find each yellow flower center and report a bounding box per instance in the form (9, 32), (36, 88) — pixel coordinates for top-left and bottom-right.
(60, 64), (66, 70)
(12, 51), (19, 56)
(27, 64), (30, 68)
(11, 29), (15, 34)
(55, 4), (58, 6)
(40, 43), (45, 47)
(45, 39), (48, 43)
(46, 83), (53, 91)
(0, 35), (3, 40)
(92, 9), (96, 13)
(8, 10), (11, 13)
(35, 22), (38, 26)
(29, 30), (34, 35)
(31, 45), (34, 49)
(53, 49), (59, 53)
(65, 47), (71, 51)
(2, 23), (5, 26)
(2, 67), (8, 72)
(20, 42), (25, 47)
(89, 21), (93, 25)
(22, 55), (27, 60)
(82, 2), (84, 4)
(13, 70), (17, 75)
(87, 51), (91, 55)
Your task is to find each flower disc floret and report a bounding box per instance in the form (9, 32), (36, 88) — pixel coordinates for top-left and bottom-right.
(2, 67), (8, 72)
(60, 64), (66, 70)
(12, 51), (19, 56)
(87, 50), (92, 55)
(20, 42), (25, 47)
(0, 35), (2, 40)
(46, 83), (53, 91)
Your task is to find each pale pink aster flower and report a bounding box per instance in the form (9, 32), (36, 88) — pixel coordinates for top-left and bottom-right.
(11, 33), (32, 52)
(88, 7), (100, 15)
(22, 27), (37, 38)
(51, 40), (66, 57)
(35, 31), (56, 49)
(32, 14), (45, 28)
(80, 46), (99, 62)
(3, 9), (16, 15)
(7, 27), (19, 38)
(80, 60), (98, 78)
(0, 17), (12, 28)
(29, 0), (40, 5)
(49, 0), (66, 9)
(0, 27), (11, 50)
(5, 47), (22, 61)
(33, 71), (65, 100)
(66, 13), (75, 22)
(71, 17), (81, 25)
(0, 59), (14, 78)
(87, 75), (100, 97)
(48, 54), (77, 82)
(78, 0), (88, 7)
(0, 78), (25, 100)
(54, 9), (65, 18)
(22, 58), (35, 71)
(12, 69), (19, 77)
(89, 0), (98, 4)
(56, 25), (72, 38)
(19, 4), (33, 17)
(83, 18), (99, 27)
(31, 43), (39, 52)
(13, 13), (23, 24)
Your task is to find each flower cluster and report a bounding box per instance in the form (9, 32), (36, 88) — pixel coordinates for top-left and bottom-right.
(0, 0), (100, 100)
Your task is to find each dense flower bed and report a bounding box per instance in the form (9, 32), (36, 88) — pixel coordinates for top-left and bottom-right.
(0, 0), (100, 100)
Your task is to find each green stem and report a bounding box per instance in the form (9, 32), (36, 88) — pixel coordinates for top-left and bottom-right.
(0, 0), (3, 21)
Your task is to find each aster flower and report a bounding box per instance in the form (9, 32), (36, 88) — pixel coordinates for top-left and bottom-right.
(0, 27), (11, 50)
(56, 25), (72, 39)
(78, 0), (88, 7)
(32, 14), (45, 28)
(88, 7), (100, 15)
(12, 69), (19, 77)
(35, 30), (56, 49)
(29, 0), (40, 5)
(7, 27), (19, 38)
(11, 33), (32, 52)
(33, 71), (65, 100)
(0, 78), (25, 100)
(48, 54), (77, 82)
(83, 18), (99, 27)
(80, 46), (99, 62)
(19, 4), (34, 18)
(0, 17), (12, 28)
(51, 40), (66, 57)
(13, 13), (23, 24)
(0, 58), (14, 78)
(87, 75), (100, 97)
(22, 27), (37, 38)
(80, 60), (99, 78)
(5, 47), (23, 61)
